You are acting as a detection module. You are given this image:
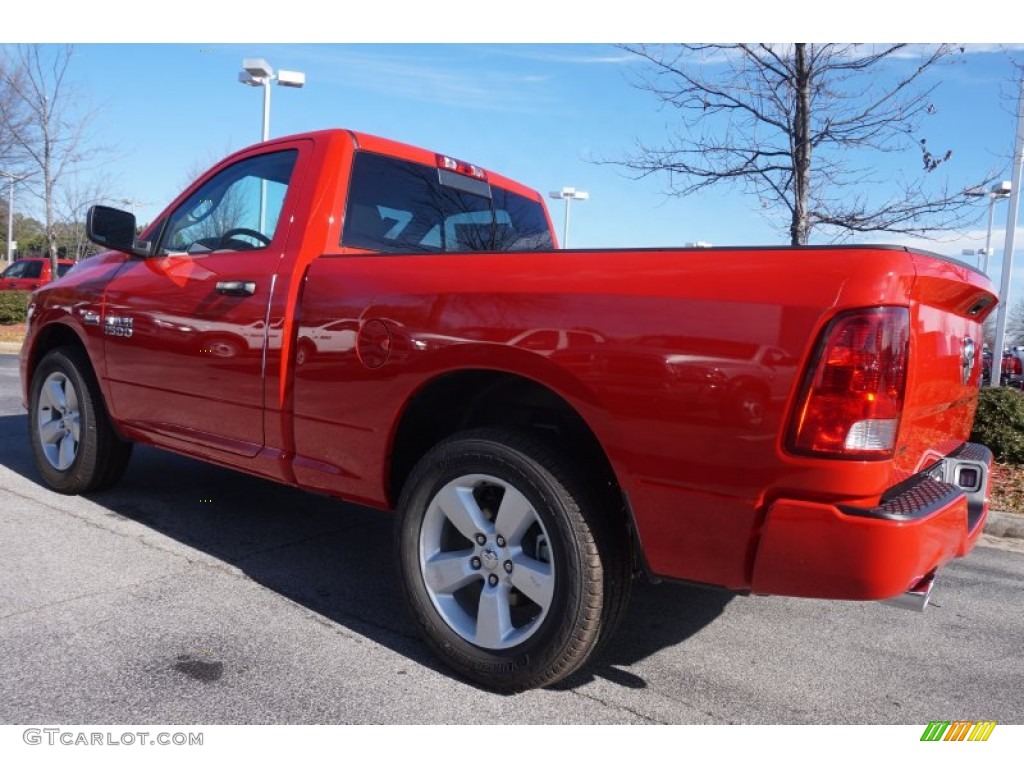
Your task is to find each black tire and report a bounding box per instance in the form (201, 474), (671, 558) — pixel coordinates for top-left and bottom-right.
(29, 346), (133, 494)
(295, 338), (315, 366)
(396, 427), (629, 691)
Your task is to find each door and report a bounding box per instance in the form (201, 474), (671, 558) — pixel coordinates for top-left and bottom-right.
(102, 145), (304, 456)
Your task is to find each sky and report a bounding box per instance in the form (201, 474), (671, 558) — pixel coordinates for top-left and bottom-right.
(5, 6), (1024, 312)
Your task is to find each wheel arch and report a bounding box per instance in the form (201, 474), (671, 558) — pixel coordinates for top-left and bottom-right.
(25, 320), (123, 439)
(386, 368), (634, 556)
(24, 321), (91, 400)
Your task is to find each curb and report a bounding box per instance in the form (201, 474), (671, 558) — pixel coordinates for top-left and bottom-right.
(0, 341), (22, 354)
(984, 510), (1024, 540)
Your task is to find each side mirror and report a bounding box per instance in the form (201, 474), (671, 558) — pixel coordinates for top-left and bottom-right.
(86, 205), (151, 257)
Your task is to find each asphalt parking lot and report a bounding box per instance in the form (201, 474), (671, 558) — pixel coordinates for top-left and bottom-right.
(1, 353), (1023, 724)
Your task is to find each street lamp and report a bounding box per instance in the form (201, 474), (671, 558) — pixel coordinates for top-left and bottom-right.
(1, 170), (28, 266)
(548, 187), (589, 249)
(238, 58), (305, 233)
(967, 180), (1012, 274)
(120, 198), (145, 216)
(238, 57), (306, 143)
(961, 248), (983, 269)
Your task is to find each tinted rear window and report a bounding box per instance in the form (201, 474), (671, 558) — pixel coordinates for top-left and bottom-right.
(341, 151), (553, 254)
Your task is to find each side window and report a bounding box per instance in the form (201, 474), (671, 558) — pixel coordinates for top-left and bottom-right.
(159, 150), (298, 255)
(9, 261), (43, 279)
(3, 261), (28, 278)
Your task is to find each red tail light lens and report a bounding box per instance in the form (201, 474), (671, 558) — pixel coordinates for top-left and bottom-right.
(789, 307), (909, 458)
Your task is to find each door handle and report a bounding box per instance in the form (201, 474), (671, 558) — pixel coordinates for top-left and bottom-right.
(215, 281), (256, 297)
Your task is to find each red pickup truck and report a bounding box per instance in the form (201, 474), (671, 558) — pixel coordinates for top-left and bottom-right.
(19, 129), (997, 691)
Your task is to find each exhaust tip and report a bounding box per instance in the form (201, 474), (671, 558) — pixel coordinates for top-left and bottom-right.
(883, 572), (936, 613)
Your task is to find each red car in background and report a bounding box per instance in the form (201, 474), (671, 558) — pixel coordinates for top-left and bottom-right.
(1, 257), (76, 291)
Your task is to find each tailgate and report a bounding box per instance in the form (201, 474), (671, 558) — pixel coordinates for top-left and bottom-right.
(893, 252), (998, 484)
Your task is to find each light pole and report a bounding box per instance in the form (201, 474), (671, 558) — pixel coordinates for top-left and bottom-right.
(120, 198), (145, 216)
(238, 58), (306, 143)
(548, 187), (589, 248)
(991, 77), (1024, 387)
(239, 59), (306, 234)
(1, 171), (27, 266)
(961, 248), (984, 270)
(967, 180), (1012, 274)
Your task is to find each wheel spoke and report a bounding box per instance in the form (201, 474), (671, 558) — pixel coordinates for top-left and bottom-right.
(475, 585), (513, 648)
(57, 432), (77, 469)
(68, 414), (80, 442)
(494, 485), (536, 546)
(423, 550), (478, 594)
(38, 419), (64, 446)
(64, 378), (79, 413)
(434, 483), (489, 541)
(510, 553), (555, 608)
(44, 378), (66, 411)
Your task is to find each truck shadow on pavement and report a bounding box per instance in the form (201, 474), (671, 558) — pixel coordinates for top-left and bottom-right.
(0, 413), (731, 694)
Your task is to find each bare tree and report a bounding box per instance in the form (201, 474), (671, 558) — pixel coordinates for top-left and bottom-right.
(614, 44), (990, 245)
(0, 45), (102, 272)
(0, 56), (29, 170)
(1009, 298), (1024, 347)
(58, 174), (120, 260)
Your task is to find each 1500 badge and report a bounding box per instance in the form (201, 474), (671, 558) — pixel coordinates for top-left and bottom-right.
(104, 316), (133, 338)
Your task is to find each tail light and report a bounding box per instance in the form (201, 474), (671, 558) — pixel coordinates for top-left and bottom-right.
(788, 307), (909, 459)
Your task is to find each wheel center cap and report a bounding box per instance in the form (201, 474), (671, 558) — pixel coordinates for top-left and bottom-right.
(481, 549), (499, 570)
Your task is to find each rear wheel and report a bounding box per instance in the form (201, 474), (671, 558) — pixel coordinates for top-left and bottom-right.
(29, 346), (132, 494)
(396, 428), (628, 691)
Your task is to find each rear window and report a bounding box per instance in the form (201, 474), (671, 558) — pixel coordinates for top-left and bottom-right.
(341, 151), (553, 254)
(57, 263), (75, 278)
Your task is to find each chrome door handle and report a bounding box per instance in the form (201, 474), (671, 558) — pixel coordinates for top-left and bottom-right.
(215, 281), (256, 296)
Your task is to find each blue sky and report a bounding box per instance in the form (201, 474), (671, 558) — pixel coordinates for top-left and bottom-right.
(5, 8), (1024, 303)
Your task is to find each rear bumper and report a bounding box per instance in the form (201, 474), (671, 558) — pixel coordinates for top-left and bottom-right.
(750, 442), (991, 601)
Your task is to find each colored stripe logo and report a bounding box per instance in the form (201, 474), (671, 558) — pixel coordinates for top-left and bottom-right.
(921, 721), (996, 741)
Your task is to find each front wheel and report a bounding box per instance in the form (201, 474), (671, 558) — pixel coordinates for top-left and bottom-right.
(396, 428), (628, 691)
(29, 346), (133, 494)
